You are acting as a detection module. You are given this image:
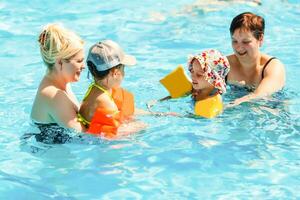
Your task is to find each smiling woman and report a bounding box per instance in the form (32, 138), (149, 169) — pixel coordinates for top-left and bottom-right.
(30, 23), (86, 142)
(225, 12), (286, 106)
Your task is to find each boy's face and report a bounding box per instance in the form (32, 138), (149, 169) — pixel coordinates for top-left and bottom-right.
(189, 59), (211, 90)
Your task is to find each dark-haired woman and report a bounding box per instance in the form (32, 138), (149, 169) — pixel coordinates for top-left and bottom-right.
(226, 12), (285, 106)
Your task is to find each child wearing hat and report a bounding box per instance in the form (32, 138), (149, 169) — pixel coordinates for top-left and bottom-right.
(78, 40), (141, 138)
(188, 49), (230, 117)
(158, 49), (230, 118)
(189, 49), (230, 100)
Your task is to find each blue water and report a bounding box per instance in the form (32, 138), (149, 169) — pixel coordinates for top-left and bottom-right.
(1, 0), (300, 199)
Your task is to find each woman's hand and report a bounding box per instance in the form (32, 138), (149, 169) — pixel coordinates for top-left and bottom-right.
(226, 93), (255, 108)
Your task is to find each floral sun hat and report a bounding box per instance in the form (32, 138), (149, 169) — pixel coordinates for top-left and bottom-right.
(187, 49), (230, 94)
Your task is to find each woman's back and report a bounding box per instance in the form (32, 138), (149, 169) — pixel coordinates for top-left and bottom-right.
(31, 77), (80, 124)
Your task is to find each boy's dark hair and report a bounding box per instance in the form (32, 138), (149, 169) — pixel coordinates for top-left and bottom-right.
(87, 61), (124, 80)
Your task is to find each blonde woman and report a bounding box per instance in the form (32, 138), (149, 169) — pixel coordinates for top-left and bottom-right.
(31, 23), (85, 143)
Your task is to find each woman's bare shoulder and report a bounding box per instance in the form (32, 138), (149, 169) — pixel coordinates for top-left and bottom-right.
(262, 54), (285, 72)
(36, 77), (62, 99)
(262, 54), (283, 64)
(39, 85), (63, 101)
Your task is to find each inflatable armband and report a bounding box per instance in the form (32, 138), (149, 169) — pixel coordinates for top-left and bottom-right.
(87, 87), (135, 138)
(112, 87), (135, 119)
(159, 65), (192, 98)
(88, 108), (121, 138)
(194, 94), (223, 118)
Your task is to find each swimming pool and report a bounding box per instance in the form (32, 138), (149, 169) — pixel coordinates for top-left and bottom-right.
(1, 0), (299, 199)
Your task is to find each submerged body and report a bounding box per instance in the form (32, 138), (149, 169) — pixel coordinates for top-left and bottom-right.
(31, 23), (85, 134)
(226, 12), (285, 106)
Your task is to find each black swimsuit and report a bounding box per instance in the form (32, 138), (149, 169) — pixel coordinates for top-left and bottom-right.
(225, 57), (277, 83)
(34, 122), (72, 144)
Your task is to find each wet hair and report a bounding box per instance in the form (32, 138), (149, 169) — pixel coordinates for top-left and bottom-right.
(87, 61), (124, 80)
(38, 23), (84, 70)
(230, 12), (265, 40)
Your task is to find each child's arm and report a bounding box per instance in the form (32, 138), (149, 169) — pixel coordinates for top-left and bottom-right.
(146, 95), (172, 110)
(135, 107), (179, 117)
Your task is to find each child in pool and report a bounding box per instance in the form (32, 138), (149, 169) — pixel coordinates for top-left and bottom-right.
(153, 49), (230, 118)
(78, 40), (144, 138)
(188, 49), (230, 102)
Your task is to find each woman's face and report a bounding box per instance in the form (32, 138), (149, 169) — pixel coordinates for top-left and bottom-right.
(61, 50), (85, 82)
(231, 28), (262, 61)
(190, 59), (211, 90)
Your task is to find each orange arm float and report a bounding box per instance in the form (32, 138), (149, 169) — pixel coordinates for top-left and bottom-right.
(112, 87), (135, 119)
(87, 87), (135, 138)
(87, 108), (121, 138)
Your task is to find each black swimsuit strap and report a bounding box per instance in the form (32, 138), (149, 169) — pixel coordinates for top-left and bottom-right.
(262, 57), (276, 79)
(225, 57), (277, 83)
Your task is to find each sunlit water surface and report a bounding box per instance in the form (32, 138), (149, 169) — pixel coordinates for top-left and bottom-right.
(0, 0), (299, 199)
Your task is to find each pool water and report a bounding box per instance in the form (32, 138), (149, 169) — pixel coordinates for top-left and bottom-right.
(1, 0), (300, 199)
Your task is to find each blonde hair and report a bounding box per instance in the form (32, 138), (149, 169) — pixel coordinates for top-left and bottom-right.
(38, 23), (84, 70)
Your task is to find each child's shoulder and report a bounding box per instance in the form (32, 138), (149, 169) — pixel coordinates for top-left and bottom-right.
(95, 93), (118, 111)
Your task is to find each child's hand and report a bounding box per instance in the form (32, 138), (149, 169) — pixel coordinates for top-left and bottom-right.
(154, 112), (180, 117)
(118, 120), (147, 137)
(225, 93), (255, 109)
(224, 101), (238, 109)
(146, 96), (171, 110)
(146, 100), (158, 109)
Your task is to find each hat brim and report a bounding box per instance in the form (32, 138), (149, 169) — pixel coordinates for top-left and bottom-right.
(121, 54), (136, 66)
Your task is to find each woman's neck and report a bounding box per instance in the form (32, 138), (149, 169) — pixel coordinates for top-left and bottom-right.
(238, 53), (261, 73)
(45, 70), (67, 91)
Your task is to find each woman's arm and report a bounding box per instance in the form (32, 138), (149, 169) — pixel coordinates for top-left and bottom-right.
(46, 89), (85, 132)
(229, 59), (285, 106)
(66, 83), (80, 108)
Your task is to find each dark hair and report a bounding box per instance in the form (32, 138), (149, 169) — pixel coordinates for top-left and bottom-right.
(230, 12), (265, 40)
(87, 61), (124, 80)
